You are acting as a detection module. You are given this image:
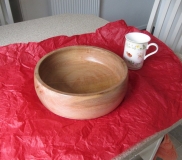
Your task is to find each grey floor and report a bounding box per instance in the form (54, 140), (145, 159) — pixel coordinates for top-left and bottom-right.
(131, 123), (182, 160)
(169, 123), (182, 160)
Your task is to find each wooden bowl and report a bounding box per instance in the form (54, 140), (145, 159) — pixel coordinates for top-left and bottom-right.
(34, 46), (128, 119)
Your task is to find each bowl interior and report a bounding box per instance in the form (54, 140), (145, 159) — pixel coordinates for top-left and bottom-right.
(37, 46), (127, 94)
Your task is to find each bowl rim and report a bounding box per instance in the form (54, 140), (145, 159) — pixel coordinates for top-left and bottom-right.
(34, 45), (128, 96)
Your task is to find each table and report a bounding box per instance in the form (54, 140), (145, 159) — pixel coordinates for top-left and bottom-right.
(0, 14), (108, 45)
(0, 14), (182, 160)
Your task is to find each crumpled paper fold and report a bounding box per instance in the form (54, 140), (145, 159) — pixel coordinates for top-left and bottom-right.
(0, 20), (182, 160)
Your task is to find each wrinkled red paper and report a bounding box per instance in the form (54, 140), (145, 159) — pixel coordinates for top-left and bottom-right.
(0, 20), (182, 160)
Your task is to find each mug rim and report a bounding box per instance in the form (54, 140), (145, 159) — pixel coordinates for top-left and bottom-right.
(125, 32), (151, 44)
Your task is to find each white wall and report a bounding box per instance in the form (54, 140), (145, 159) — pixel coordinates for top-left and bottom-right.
(19, 0), (51, 20)
(100, 0), (154, 29)
(19, 0), (154, 29)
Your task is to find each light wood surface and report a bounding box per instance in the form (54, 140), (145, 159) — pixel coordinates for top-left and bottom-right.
(34, 45), (128, 119)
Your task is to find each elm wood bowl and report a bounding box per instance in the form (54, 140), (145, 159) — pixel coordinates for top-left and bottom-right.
(34, 45), (128, 119)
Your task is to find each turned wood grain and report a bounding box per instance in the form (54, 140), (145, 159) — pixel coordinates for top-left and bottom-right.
(34, 46), (128, 119)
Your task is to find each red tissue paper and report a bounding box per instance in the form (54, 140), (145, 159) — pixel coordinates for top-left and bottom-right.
(0, 20), (182, 160)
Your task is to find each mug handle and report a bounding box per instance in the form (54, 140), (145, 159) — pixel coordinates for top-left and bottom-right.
(144, 43), (158, 60)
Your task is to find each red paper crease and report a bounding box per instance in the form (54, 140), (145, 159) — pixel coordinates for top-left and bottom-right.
(0, 20), (182, 160)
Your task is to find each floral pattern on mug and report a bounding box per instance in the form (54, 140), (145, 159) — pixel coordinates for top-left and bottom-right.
(126, 52), (143, 59)
(138, 53), (143, 59)
(125, 59), (143, 68)
(126, 52), (132, 57)
(126, 42), (147, 50)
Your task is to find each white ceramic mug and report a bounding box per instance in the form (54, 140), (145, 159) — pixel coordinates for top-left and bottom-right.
(123, 32), (158, 70)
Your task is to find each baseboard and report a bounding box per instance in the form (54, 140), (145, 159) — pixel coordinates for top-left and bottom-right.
(136, 24), (147, 30)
